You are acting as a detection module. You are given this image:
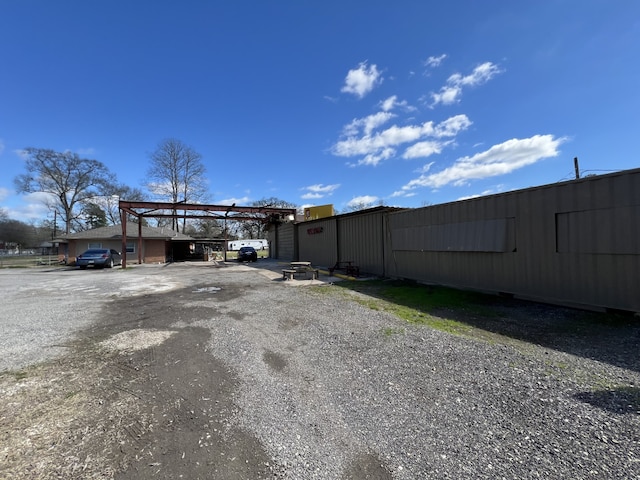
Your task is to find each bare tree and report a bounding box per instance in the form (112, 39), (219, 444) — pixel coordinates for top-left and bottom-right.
(237, 197), (297, 239)
(146, 139), (207, 233)
(341, 198), (384, 214)
(14, 148), (111, 234)
(99, 182), (145, 225)
(193, 218), (224, 238)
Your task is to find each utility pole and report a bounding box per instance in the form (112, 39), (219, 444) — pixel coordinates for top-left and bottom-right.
(574, 157), (580, 179)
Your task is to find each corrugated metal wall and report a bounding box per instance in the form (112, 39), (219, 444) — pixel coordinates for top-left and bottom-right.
(338, 210), (387, 276)
(268, 169), (639, 311)
(271, 222), (296, 261)
(385, 169), (640, 312)
(297, 218), (338, 266)
(295, 208), (393, 273)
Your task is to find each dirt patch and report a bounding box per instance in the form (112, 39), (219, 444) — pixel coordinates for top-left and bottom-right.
(0, 285), (276, 480)
(1, 344), (138, 479)
(99, 329), (176, 353)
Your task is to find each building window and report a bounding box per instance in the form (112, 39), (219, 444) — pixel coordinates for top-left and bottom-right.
(126, 242), (136, 253)
(88, 242), (102, 249)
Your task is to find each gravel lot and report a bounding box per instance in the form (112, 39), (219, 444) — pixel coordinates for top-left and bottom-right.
(1, 261), (639, 479)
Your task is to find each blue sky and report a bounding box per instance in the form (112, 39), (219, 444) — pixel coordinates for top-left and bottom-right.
(1, 1), (639, 223)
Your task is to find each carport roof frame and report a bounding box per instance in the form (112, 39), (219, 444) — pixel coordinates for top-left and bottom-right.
(119, 200), (296, 220)
(118, 200), (297, 267)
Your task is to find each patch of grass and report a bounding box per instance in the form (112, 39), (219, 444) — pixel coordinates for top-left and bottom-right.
(382, 326), (405, 337)
(314, 280), (479, 337)
(312, 279), (640, 374)
(12, 370), (29, 381)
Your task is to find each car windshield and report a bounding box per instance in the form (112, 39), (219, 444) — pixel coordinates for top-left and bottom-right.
(240, 247), (255, 252)
(82, 249), (109, 255)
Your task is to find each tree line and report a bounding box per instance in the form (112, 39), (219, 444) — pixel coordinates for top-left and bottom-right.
(3, 139), (296, 250)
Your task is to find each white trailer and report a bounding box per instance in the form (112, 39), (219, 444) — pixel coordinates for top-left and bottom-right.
(227, 239), (268, 251)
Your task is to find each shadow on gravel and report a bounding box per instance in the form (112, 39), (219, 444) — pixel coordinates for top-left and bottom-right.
(330, 280), (640, 374)
(574, 386), (640, 415)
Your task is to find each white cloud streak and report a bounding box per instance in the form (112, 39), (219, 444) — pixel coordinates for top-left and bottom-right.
(341, 62), (383, 98)
(333, 114), (472, 166)
(393, 134), (565, 196)
(342, 112), (395, 137)
(347, 195), (379, 207)
(379, 95), (413, 113)
(424, 54), (447, 68)
(431, 62), (502, 106)
(301, 183), (340, 199)
(218, 196), (250, 206)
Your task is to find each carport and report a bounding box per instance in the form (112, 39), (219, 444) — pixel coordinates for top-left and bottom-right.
(118, 201), (296, 268)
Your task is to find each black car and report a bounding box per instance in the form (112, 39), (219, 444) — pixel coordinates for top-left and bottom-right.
(76, 248), (122, 269)
(237, 246), (258, 262)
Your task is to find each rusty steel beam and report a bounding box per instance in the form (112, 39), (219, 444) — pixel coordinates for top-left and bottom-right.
(118, 200), (297, 268)
(118, 200), (296, 217)
(131, 213), (274, 221)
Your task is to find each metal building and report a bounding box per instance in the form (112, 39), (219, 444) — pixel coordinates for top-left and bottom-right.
(385, 168), (640, 312)
(290, 207), (401, 276)
(268, 169), (640, 312)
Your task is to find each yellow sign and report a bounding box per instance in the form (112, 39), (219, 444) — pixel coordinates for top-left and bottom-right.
(303, 204), (334, 221)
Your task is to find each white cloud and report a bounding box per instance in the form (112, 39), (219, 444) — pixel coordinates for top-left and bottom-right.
(379, 95), (415, 113)
(455, 62), (502, 87)
(430, 61), (502, 106)
(301, 192), (323, 200)
(341, 62), (382, 98)
(434, 114), (473, 137)
(424, 54), (447, 68)
(347, 195), (379, 207)
(395, 134), (565, 195)
(403, 140), (452, 159)
(342, 111), (395, 137)
(0, 187), (9, 201)
(3, 192), (56, 221)
(301, 184), (340, 199)
(333, 114), (472, 166)
(12, 203), (50, 221)
(430, 86), (461, 106)
(380, 96), (398, 112)
(218, 196), (250, 206)
(348, 148), (395, 167)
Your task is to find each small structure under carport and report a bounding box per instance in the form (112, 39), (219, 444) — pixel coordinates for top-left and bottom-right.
(60, 223), (194, 265)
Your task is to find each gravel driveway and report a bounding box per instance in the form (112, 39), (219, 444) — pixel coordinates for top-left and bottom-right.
(1, 261), (639, 479)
